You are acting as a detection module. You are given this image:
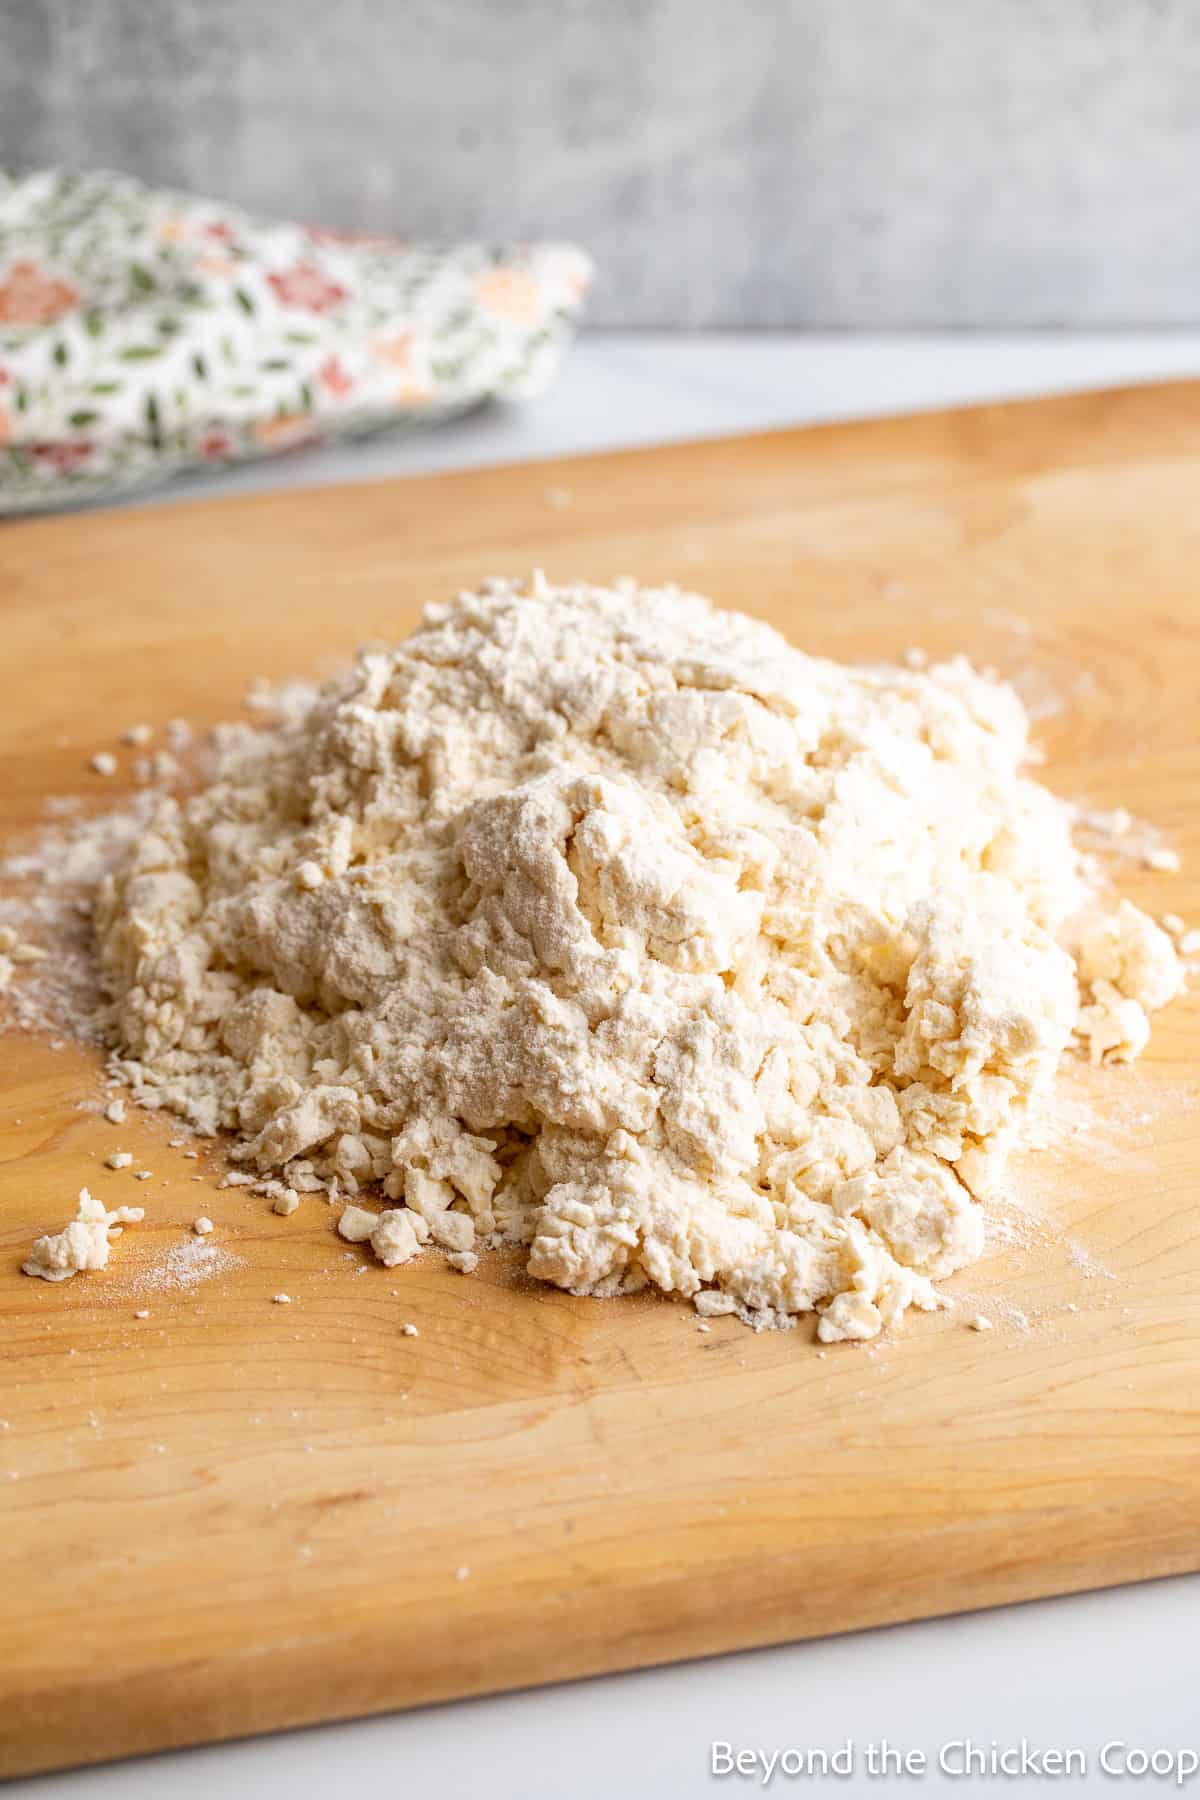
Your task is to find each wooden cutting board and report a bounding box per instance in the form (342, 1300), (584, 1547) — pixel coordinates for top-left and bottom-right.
(2, 384), (1198, 1779)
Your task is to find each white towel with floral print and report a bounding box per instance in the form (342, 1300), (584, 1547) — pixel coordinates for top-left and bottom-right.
(0, 169), (592, 512)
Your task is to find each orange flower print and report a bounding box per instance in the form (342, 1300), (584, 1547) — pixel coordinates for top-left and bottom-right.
(0, 260), (80, 326)
(157, 215), (189, 243)
(374, 332), (414, 370)
(393, 378), (433, 409)
(267, 263), (347, 314)
(194, 253), (236, 278)
(475, 266), (542, 323)
(30, 441), (93, 473)
(255, 413), (319, 451)
(318, 354), (354, 396)
(0, 405), (11, 446)
(307, 224), (403, 250)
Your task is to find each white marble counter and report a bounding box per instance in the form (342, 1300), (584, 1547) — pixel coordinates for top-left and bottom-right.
(134, 328), (1200, 510)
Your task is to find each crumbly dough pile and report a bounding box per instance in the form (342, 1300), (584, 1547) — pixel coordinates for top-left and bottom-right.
(95, 578), (1181, 1339)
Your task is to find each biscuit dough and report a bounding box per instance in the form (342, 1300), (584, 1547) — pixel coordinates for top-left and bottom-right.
(94, 578), (1181, 1338)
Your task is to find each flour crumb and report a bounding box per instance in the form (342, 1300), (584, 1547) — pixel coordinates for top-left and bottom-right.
(192, 1216), (214, 1236)
(337, 1205), (379, 1244)
(133, 1308), (150, 1319)
(402, 1323), (419, 1337)
(694, 1290), (738, 1318)
(969, 1314), (994, 1332)
(455, 1565), (470, 1581)
(272, 1292), (292, 1305)
(371, 1210), (420, 1267)
(22, 1188), (144, 1282)
(133, 1169), (152, 1181)
(1075, 901), (1182, 1065)
(89, 752), (118, 777)
(121, 725), (153, 747)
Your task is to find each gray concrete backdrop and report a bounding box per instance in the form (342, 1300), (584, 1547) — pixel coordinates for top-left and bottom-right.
(3, 0), (1200, 327)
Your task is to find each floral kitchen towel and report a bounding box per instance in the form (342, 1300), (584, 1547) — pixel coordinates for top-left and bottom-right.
(0, 169), (593, 513)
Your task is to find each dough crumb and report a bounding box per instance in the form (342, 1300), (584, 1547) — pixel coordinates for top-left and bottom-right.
(969, 1314), (993, 1332)
(694, 1290), (737, 1318)
(90, 751), (118, 777)
(192, 1216), (214, 1236)
(272, 1292), (292, 1304)
(106, 1151), (133, 1170)
(273, 1190), (300, 1216)
(104, 1097), (127, 1125)
(337, 1204), (379, 1244)
(402, 1323), (420, 1337)
(23, 1188), (145, 1282)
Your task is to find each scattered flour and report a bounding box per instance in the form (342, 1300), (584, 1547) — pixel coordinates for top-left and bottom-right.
(128, 1237), (242, 1295)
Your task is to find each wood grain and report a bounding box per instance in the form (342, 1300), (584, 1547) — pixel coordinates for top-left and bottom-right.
(1, 383), (1199, 1779)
